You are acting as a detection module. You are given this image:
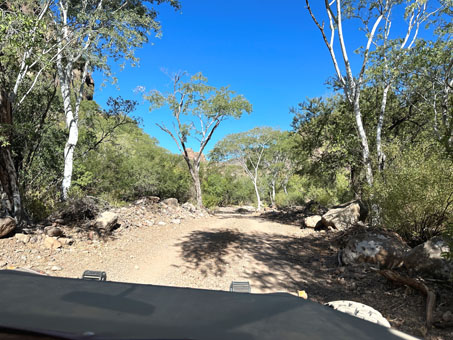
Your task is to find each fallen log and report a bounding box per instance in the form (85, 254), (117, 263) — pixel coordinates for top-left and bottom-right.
(379, 269), (436, 328)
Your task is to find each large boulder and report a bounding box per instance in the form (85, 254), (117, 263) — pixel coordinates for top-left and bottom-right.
(341, 230), (410, 269)
(0, 216), (15, 238)
(303, 215), (322, 229)
(94, 211), (118, 232)
(404, 237), (453, 280)
(162, 198), (179, 208)
(326, 300), (391, 328)
(321, 201), (361, 230)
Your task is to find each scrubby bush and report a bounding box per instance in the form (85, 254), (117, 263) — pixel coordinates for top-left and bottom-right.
(202, 165), (255, 208)
(275, 171), (352, 208)
(372, 143), (453, 246)
(274, 191), (305, 208)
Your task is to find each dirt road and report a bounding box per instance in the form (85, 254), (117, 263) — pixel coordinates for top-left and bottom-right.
(4, 210), (451, 338)
(58, 212), (323, 294)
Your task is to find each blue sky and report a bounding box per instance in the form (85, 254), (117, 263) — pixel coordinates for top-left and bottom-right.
(92, 0), (426, 155)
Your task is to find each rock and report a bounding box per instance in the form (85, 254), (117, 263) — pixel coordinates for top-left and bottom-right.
(43, 236), (62, 249)
(162, 198), (179, 207)
(341, 230), (409, 269)
(303, 215), (322, 228)
(59, 237), (73, 245)
(171, 219), (181, 225)
(88, 231), (99, 240)
(45, 226), (63, 237)
(0, 261), (7, 268)
(29, 236), (38, 244)
(94, 211), (118, 232)
(148, 196), (160, 204)
(442, 311), (453, 322)
(134, 198), (147, 205)
(182, 202), (196, 212)
(326, 300), (391, 328)
(236, 206), (255, 213)
(0, 216), (15, 238)
(15, 233), (30, 244)
(404, 236), (453, 280)
(158, 221), (166, 226)
(321, 202), (361, 230)
(145, 220), (155, 226)
(51, 265), (62, 271)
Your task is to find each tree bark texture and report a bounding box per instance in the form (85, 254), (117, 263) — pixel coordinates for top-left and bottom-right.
(58, 62), (78, 200)
(377, 85), (390, 171)
(353, 94), (374, 186)
(0, 90), (21, 220)
(254, 178), (261, 211)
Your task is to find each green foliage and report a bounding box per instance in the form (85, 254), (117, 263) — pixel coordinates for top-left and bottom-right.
(274, 191), (305, 208)
(371, 142), (453, 245)
(273, 169), (352, 209)
(77, 118), (192, 204)
(202, 164), (254, 208)
(145, 72), (252, 206)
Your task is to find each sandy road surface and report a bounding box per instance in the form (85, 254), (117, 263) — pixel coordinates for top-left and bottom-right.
(56, 212), (319, 294)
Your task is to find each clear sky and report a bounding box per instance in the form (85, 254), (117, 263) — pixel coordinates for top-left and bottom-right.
(91, 0), (423, 155)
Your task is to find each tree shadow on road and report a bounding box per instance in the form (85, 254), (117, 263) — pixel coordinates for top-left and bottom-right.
(175, 227), (446, 339)
(176, 228), (347, 299)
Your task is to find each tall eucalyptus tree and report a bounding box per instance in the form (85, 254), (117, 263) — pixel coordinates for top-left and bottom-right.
(50, 0), (180, 199)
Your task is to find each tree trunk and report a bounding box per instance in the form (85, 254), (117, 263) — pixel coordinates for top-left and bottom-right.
(271, 179), (276, 207)
(0, 90), (21, 220)
(57, 60), (78, 200)
(253, 179), (261, 211)
(184, 157), (203, 208)
(353, 93), (373, 186)
(377, 84), (390, 171)
(191, 165), (203, 208)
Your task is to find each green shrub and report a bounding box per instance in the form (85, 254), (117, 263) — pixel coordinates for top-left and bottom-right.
(274, 190), (305, 208)
(372, 143), (453, 246)
(202, 165), (255, 208)
(275, 171), (353, 208)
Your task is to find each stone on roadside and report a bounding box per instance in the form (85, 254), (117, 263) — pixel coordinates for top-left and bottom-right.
(162, 198), (179, 207)
(171, 219), (181, 225)
(45, 226), (63, 237)
(0, 261), (7, 268)
(15, 233), (30, 244)
(341, 230), (409, 269)
(404, 236), (453, 280)
(94, 211), (118, 232)
(148, 196), (160, 204)
(326, 300), (391, 328)
(321, 202), (361, 230)
(303, 215), (322, 229)
(0, 216), (15, 238)
(158, 221), (166, 226)
(51, 265), (62, 271)
(145, 220), (155, 226)
(182, 202), (196, 212)
(236, 206), (255, 213)
(88, 231), (99, 240)
(442, 311), (453, 322)
(43, 236), (62, 249)
(59, 237), (73, 245)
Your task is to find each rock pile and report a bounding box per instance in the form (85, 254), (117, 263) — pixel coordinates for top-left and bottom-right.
(0, 196), (207, 274)
(303, 201), (365, 231)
